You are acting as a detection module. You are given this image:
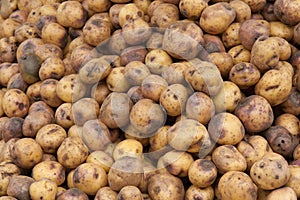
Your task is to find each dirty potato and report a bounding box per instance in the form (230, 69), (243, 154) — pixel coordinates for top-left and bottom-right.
(32, 161), (65, 186)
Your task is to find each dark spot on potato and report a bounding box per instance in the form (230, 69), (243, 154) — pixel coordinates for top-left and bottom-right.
(199, 160), (214, 171)
(153, 186), (161, 194)
(275, 175), (279, 179)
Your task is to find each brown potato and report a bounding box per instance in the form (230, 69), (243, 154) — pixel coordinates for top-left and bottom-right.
(117, 186), (143, 200)
(0, 161), (20, 196)
(0, 63), (19, 87)
(7, 175), (34, 200)
(237, 135), (273, 170)
(208, 52), (234, 79)
(0, 18), (21, 38)
(151, 3), (179, 28)
(229, 0), (251, 22)
(266, 187), (297, 200)
(55, 103), (74, 129)
(86, 151), (114, 173)
(2, 117), (24, 142)
(0, 37), (18, 63)
(185, 186), (214, 200)
(29, 178), (57, 200)
(274, 0), (300, 26)
(179, 0), (207, 20)
(118, 3), (144, 27)
(218, 171), (257, 200)
(148, 173), (185, 200)
(270, 21), (293, 41)
(91, 81), (111, 105)
(141, 74), (168, 102)
(250, 152), (290, 190)
(113, 139), (143, 160)
(222, 23), (241, 49)
(280, 87), (300, 116)
(106, 67), (131, 92)
(228, 45), (251, 64)
(39, 57), (65, 81)
(124, 61), (151, 86)
(0, 138), (18, 162)
(32, 161), (65, 186)
(234, 95), (274, 133)
(7, 73), (28, 92)
(275, 113), (300, 137)
(109, 4), (125, 28)
(72, 98), (99, 126)
(94, 187), (118, 200)
(203, 34), (226, 53)
(120, 45), (148, 66)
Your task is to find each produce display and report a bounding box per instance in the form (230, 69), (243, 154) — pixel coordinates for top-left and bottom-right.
(0, 0), (300, 199)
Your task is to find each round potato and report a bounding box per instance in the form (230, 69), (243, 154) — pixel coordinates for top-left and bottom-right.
(0, 162), (20, 196)
(266, 187), (297, 200)
(32, 161), (65, 186)
(29, 178), (57, 200)
(86, 151), (114, 173)
(117, 186), (143, 200)
(6, 175), (34, 200)
(2, 88), (29, 118)
(185, 186), (214, 200)
(94, 187), (118, 200)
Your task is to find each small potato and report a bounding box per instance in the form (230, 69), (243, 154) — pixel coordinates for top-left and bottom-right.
(151, 3), (179, 28)
(188, 159), (217, 188)
(28, 100), (54, 116)
(250, 36), (280, 73)
(0, 37), (18, 63)
(113, 139), (143, 160)
(56, 74), (87, 103)
(163, 20), (204, 60)
(72, 98), (99, 126)
(0, 18), (21, 38)
(99, 92), (133, 129)
(7, 175), (34, 200)
(157, 151), (194, 177)
(94, 187), (118, 200)
(86, 151), (114, 173)
(70, 44), (94, 73)
(234, 95), (274, 133)
(229, 0), (251, 22)
(240, 0), (266, 12)
(32, 161), (65, 186)
(148, 173), (185, 200)
(91, 81), (111, 105)
(40, 81), (62, 109)
(270, 21), (293, 41)
(0, 197), (17, 200)
(56, 188), (89, 200)
(200, 3), (236, 35)
(208, 112), (245, 145)
(0, 161), (20, 196)
(11, 138), (43, 169)
(149, 125), (170, 152)
(2, 117), (24, 142)
(56, 1), (87, 28)
(0, 0), (17, 19)
(83, 13), (112, 46)
(108, 156), (143, 191)
(29, 178), (57, 200)
(266, 187), (297, 200)
(118, 3), (144, 27)
(73, 163), (107, 195)
(145, 49), (172, 75)
(160, 84), (189, 117)
(185, 186), (214, 200)
(229, 62), (261, 89)
(237, 135), (273, 170)
(86, 0), (112, 13)
(239, 19), (270, 50)
(286, 165), (300, 198)
(0, 63), (19, 87)
(22, 110), (54, 137)
(7, 73), (28, 92)
(0, 138), (19, 163)
(274, 0), (300, 26)
(250, 152), (290, 190)
(106, 67), (131, 92)
(186, 92), (215, 125)
(109, 4), (126, 29)
(222, 23), (241, 49)
(141, 74), (168, 102)
(55, 103), (74, 129)
(16, 38), (44, 63)
(57, 137), (89, 169)
(280, 88), (300, 116)
(275, 113), (300, 137)
(179, 0), (207, 20)
(161, 62), (188, 85)
(218, 171), (257, 200)
(0, 116), (9, 140)
(124, 61), (151, 86)
(212, 145), (247, 173)
(39, 57), (65, 81)
(228, 45), (251, 64)
(120, 45), (148, 66)
(117, 186), (143, 200)
(2, 89), (29, 117)
(41, 22), (68, 49)
(208, 52), (234, 79)
(212, 81), (242, 113)
(264, 126), (298, 157)
(273, 37), (292, 61)
(203, 34), (226, 53)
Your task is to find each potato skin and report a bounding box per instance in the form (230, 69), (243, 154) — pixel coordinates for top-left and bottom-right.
(185, 186), (214, 200)
(148, 173), (185, 200)
(7, 175), (34, 200)
(217, 171), (257, 200)
(32, 161), (65, 186)
(250, 152), (290, 190)
(94, 187), (118, 200)
(56, 188), (89, 200)
(234, 95), (274, 133)
(266, 187), (297, 200)
(117, 186), (143, 200)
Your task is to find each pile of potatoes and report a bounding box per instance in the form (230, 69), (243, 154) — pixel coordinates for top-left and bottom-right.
(0, 0), (300, 199)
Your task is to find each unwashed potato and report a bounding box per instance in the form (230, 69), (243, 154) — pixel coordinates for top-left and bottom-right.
(266, 187), (297, 200)
(40, 79), (63, 107)
(250, 152), (290, 190)
(185, 186), (214, 200)
(286, 165), (300, 198)
(2, 117), (24, 142)
(56, 188), (89, 200)
(32, 161), (65, 186)
(275, 113), (300, 137)
(179, 0), (207, 20)
(117, 186), (143, 200)
(6, 175), (34, 200)
(0, 162), (20, 196)
(274, 0), (300, 26)
(151, 3), (179, 28)
(55, 103), (74, 129)
(112, 139), (143, 160)
(2, 88), (29, 118)
(0, 37), (18, 63)
(217, 171), (257, 200)
(228, 45), (251, 64)
(72, 98), (99, 126)
(86, 151), (114, 173)
(29, 178), (57, 200)
(94, 187), (118, 200)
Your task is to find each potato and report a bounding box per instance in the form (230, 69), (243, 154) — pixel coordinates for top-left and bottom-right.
(32, 161), (65, 186)
(39, 57), (65, 81)
(56, 188), (89, 200)
(0, 161), (20, 196)
(151, 3), (179, 28)
(234, 95), (274, 133)
(160, 84), (189, 117)
(99, 92), (133, 129)
(208, 52), (234, 79)
(0, 138), (18, 163)
(0, 18), (21, 38)
(86, 0), (112, 13)
(6, 175), (34, 200)
(149, 125), (170, 151)
(212, 145), (247, 173)
(94, 187), (118, 200)
(239, 19), (270, 50)
(222, 23), (241, 49)
(185, 186), (214, 200)
(118, 3), (144, 27)
(0, 197), (17, 200)
(72, 98), (99, 126)
(11, 138), (43, 169)
(148, 173), (185, 200)
(208, 112), (245, 145)
(217, 171), (257, 200)
(141, 74), (168, 102)
(57, 137), (89, 169)
(228, 45), (251, 64)
(113, 139), (143, 160)
(29, 178), (57, 200)
(22, 110), (54, 137)
(269, 21), (293, 41)
(229, 62), (261, 89)
(109, 4), (125, 28)
(255, 64), (293, 106)
(273, 37), (292, 61)
(213, 81), (242, 113)
(0, 116), (9, 140)
(41, 22), (67, 49)
(250, 152), (290, 190)
(0, 63), (19, 88)
(90, 81), (111, 105)
(55, 103), (74, 129)
(186, 92), (215, 125)
(228, 0), (251, 22)
(106, 67), (131, 92)
(179, 0), (207, 20)
(120, 45), (148, 66)
(86, 151), (114, 173)
(203, 34), (225, 53)
(157, 151), (193, 177)
(237, 135), (273, 170)
(250, 36), (279, 73)
(2, 117), (24, 142)
(117, 186), (143, 200)
(83, 13), (112, 46)
(41, 154), (56, 162)
(163, 20), (204, 60)
(0, 0), (17, 18)
(56, 74), (87, 103)
(264, 126), (298, 157)
(274, 0), (300, 26)
(56, 1), (87, 28)
(280, 87), (300, 116)
(124, 61), (150, 86)
(73, 163), (107, 195)
(275, 113), (300, 137)
(200, 3), (236, 35)
(160, 62), (187, 85)
(266, 187), (297, 200)
(0, 37), (18, 63)
(69, 44), (94, 73)
(7, 73), (28, 92)
(108, 156), (143, 191)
